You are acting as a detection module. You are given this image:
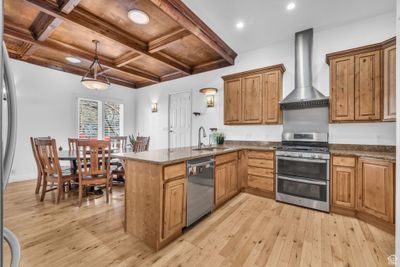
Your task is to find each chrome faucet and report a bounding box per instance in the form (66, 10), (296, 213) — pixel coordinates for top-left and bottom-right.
(198, 126), (207, 149)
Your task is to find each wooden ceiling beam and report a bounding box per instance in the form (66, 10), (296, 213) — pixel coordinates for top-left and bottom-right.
(114, 51), (142, 68)
(25, 0), (192, 75)
(148, 28), (191, 53)
(57, 0), (82, 14)
(149, 0), (237, 65)
(13, 55), (137, 89)
(5, 23), (160, 84)
(192, 59), (231, 74)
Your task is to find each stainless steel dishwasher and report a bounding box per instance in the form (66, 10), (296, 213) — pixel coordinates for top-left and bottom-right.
(186, 156), (215, 227)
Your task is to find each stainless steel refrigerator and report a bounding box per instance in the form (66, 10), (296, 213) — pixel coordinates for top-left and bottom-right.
(1, 0), (21, 265)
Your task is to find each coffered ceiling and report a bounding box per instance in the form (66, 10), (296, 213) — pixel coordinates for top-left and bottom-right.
(4, 0), (237, 89)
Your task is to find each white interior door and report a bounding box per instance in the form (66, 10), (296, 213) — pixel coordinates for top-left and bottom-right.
(169, 92), (191, 149)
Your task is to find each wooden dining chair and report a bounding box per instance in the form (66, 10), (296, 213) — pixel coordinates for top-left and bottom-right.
(35, 138), (78, 203)
(75, 140), (112, 207)
(30, 136), (51, 194)
(136, 136), (150, 151)
(68, 138), (90, 151)
(110, 136), (127, 152)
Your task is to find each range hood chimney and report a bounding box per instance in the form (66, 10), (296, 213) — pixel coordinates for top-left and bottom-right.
(280, 28), (328, 109)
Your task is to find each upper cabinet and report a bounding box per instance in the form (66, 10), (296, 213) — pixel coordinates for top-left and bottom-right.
(327, 37), (396, 123)
(222, 65), (285, 125)
(383, 40), (397, 121)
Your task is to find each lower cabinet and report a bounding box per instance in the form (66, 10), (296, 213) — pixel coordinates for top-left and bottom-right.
(331, 156), (356, 209)
(246, 150), (275, 196)
(215, 152), (238, 207)
(162, 178), (187, 240)
(331, 155), (395, 232)
(357, 158), (394, 224)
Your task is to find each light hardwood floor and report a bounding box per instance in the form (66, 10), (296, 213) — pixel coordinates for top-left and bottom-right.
(3, 180), (394, 267)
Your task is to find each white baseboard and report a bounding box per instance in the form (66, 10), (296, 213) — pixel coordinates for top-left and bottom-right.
(8, 173), (36, 183)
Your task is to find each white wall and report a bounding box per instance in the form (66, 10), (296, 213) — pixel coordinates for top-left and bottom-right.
(135, 12), (397, 150)
(9, 60), (136, 182)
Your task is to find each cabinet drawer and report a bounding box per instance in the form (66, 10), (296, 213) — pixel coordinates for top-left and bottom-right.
(248, 158), (274, 169)
(215, 152), (238, 165)
(248, 151), (274, 160)
(164, 163), (186, 181)
(248, 166), (274, 178)
(332, 156), (356, 167)
(248, 175), (274, 192)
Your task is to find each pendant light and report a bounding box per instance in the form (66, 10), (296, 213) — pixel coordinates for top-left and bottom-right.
(81, 40), (110, 90)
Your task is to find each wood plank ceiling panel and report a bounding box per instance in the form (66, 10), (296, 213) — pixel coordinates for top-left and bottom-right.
(4, 0), (237, 89)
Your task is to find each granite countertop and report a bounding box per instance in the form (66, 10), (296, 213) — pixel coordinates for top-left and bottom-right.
(114, 142), (277, 165)
(329, 144), (396, 161)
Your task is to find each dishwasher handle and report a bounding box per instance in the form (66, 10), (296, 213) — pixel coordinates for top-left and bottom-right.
(187, 160), (214, 169)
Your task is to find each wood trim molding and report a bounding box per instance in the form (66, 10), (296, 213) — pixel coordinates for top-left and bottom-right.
(25, 0), (192, 75)
(114, 52), (142, 68)
(149, 0), (237, 65)
(5, 23), (160, 84)
(326, 37), (396, 64)
(192, 59), (231, 74)
(148, 28), (191, 53)
(222, 64), (286, 80)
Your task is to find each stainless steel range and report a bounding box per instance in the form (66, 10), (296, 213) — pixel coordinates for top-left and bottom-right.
(276, 132), (330, 212)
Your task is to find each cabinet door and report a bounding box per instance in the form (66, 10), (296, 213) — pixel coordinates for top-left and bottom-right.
(224, 78), (242, 124)
(332, 165), (356, 209)
(383, 44), (396, 121)
(242, 74), (263, 123)
(355, 51), (381, 121)
(263, 71), (282, 124)
(163, 179), (186, 239)
(330, 56), (355, 122)
(215, 164), (228, 206)
(227, 160), (238, 197)
(357, 158), (394, 223)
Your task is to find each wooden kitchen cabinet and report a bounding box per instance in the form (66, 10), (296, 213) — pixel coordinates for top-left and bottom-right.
(329, 56), (355, 122)
(327, 37), (395, 123)
(245, 150), (275, 198)
(331, 156), (356, 209)
(222, 64), (285, 125)
(357, 158), (394, 224)
(242, 74), (263, 123)
(263, 70), (282, 124)
(224, 78), (242, 124)
(215, 153), (238, 207)
(354, 51), (381, 121)
(163, 178), (187, 240)
(383, 40), (396, 121)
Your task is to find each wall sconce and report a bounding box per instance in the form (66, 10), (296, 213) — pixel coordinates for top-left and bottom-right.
(199, 87), (218, 108)
(151, 102), (158, 113)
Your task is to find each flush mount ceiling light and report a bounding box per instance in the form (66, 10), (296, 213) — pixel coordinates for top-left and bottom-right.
(287, 2), (296, 10)
(128, 9), (150, 25)
(236, 21), (244, 30)
(81, 40), (110, 90)
(65, 56), (81, 64)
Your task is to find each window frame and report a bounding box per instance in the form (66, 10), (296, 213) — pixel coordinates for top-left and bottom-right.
(77, 97), (124, 139)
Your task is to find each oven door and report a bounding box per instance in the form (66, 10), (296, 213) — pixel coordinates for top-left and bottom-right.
(277, 156), (328, 180)
(277, 175), (327, 202)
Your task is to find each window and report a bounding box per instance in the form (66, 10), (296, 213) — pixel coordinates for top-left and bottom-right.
(78, 98), (123, 139)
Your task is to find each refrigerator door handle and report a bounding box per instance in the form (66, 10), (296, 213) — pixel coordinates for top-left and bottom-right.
(3, 228), (20, 267)
(2, 42), (17, 190)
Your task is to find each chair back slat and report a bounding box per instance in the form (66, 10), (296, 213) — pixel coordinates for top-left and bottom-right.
(35, 139), (62, 177)
(110, 136), (127, 151)
(76, 140), (111, 178)
(68, 138), (89, 151)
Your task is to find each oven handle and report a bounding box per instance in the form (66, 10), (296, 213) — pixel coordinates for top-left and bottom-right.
(276, 156), (327, 164)
(278, 175), (327, 186)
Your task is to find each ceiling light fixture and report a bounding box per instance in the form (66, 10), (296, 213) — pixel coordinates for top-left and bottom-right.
(236, 21), (244, 30)
(81, 40), (110, 90)
(128, 9), (150, 25)
(65, 56), (81, 64)
(287, 2), (296, 10)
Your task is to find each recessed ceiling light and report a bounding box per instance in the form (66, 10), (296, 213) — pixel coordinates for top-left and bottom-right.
(65, 56), (81, 64)
(236, 21), (244, 30)
(287, 2), (296, 10)
(128, 9), (150, 25)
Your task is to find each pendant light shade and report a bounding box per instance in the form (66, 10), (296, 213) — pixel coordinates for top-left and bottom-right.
(81, 40), (110, 90)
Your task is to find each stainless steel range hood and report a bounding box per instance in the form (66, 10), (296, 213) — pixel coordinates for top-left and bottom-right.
(280, 28), (328, 109)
